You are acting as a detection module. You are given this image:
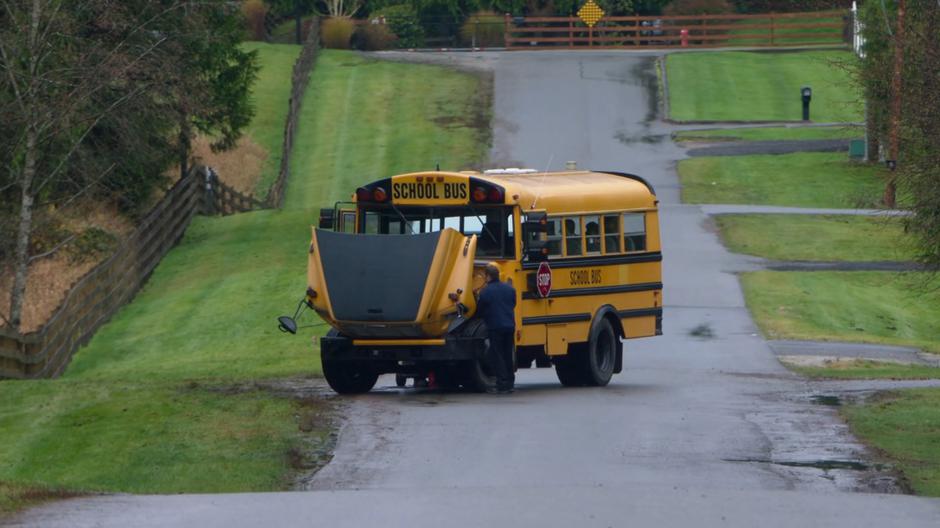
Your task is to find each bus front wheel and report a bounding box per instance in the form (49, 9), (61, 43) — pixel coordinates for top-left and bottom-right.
(323, 359), (378, 394)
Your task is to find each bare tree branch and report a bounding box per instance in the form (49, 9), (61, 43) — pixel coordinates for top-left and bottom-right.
(27, 233), (75, 263)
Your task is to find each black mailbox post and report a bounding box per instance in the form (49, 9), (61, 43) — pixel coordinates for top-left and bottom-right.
(801, 86), (812, 121)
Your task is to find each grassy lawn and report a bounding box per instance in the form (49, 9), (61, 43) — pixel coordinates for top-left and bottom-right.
(285, 52), (490, 209)
(0, 50), (490, 514)
(843, 389), (940, 496)
(715, 214), (915, 261)
(666, 50), (860, 122)
(679, 152), (885, 207)
(241, 42), (301, 197)
(742, 271), (940, 353)
(784, 359), (940, 380)
(674, 125), (862, 142)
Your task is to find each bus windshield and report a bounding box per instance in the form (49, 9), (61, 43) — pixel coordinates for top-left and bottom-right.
(358, 205), (515, 259)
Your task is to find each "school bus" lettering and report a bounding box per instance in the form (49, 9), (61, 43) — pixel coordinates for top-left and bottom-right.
(569, 269), (602, 286)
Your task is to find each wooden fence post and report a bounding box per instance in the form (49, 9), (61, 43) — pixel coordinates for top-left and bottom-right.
(770, 12), (776, 46)
(504, 13), (511, 49)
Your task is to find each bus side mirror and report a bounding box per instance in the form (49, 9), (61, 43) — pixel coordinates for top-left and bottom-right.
(523, 211), (549, 262)
(318, 208), (335, 229)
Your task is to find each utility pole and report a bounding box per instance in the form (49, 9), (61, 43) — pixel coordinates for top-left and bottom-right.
(885, 0), (905, 208)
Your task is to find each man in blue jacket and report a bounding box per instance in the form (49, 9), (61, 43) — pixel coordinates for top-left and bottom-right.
(476, 264), (516, 394)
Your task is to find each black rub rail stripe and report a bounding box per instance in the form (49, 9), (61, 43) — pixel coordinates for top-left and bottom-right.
(522, 281), (663, 300)
(618, 308), (663, 319)
(521, 251), (662, 270)
(521, 307), (663, 326)
(521, 313), (592, 326)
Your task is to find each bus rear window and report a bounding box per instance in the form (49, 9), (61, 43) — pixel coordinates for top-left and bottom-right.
(360, 206), (515, 258)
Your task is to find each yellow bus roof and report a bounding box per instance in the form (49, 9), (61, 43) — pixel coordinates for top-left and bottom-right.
(471, 170), (657, 213)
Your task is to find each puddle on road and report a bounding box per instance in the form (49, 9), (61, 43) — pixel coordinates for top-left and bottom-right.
(724, 458), (871, 472)
(810, 394), (843, 407)
(614, 131), (668, 145)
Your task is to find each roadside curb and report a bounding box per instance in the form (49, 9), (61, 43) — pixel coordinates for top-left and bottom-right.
(657, 55), (671, 122)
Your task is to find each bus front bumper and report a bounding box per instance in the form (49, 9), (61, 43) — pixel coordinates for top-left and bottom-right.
(320, 335), (486, 362)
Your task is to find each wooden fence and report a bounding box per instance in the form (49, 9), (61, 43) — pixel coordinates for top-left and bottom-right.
(266, 16), (320, 208)
(0, 18), (323, 379)
(504, 9), (849, 49)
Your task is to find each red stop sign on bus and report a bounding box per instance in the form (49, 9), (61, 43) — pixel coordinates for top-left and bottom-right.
(536, 261), (552, 298)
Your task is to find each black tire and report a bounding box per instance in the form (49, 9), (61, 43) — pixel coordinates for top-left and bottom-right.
(457, 319), (496, 393)
(584, 318), (617, 386)
(554, 353), (585, 387)
(434, 366), (462, 391)
(322, 359), (378, 394)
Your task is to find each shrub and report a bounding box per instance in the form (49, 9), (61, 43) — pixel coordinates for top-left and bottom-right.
(663, 0), (733, 15)
(355, 22), (398, 50)
(459, 10), (505, 48)
(242, 0), (267, 41)
(375, 5), (424, 48)
(321, 17), (356, 49)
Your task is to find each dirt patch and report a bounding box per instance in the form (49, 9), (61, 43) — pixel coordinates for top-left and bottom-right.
(192, 135), (267, 196)
(0, 201), (133, 333)
(778, 356), (920, 368)
(0, 481), (86, 516)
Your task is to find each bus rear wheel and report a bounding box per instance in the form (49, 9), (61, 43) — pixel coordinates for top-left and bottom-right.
(322, 360), (378, 394)
(584, 318), (617, 386)
(554, 354), (585, 387)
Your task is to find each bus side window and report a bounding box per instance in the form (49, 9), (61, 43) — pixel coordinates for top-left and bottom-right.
(364, 211), (379, 234)
(565, 217), (582, 256)
(584, 215), (601, 254)
(623, 213), (646, 252)
(341, 212), (356, 233)
(603, 214), (620, 253)
(546, 217), (563, 257)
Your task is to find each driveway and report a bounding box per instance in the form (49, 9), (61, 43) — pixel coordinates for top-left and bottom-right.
(6, 52), (940, 528)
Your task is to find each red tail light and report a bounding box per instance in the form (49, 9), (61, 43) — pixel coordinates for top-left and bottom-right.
(488, 188), (503, 202)
(356, 187), (372, 202)
(373, 187), (388, 202)
(472, 187), (487, 203)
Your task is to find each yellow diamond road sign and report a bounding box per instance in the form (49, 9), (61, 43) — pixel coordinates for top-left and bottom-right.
(578, 0), (605, 28)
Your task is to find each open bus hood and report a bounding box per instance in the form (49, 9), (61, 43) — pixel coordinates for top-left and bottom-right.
(307, 228), (478, 338)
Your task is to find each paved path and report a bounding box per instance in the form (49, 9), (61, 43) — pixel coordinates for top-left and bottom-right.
(698, 204), (910, 216)
(771, 340), (940, 367)
(687, 138), (851, 157)
(7, 51), (940, 528)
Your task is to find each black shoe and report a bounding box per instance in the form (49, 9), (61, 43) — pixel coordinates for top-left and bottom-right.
(497, 387), (514, 394)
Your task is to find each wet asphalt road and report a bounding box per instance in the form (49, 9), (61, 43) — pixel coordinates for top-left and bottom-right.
(7, 52), (940, 527)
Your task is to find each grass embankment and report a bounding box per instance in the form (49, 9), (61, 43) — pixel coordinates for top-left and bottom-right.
(679, 152), (885, 207)
(715, 214), (915, 262)
(242, 42), (301, 196)
(674, 125), (862, 143)
(741, 272), (940, 353)
(843, 389), (940, 496)
(666, 50), (860, 122)
(0, 50), (490, 515)
(786, 359), (940, 380)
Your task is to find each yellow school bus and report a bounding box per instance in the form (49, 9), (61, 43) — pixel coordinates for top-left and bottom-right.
(280, 169), (662, 394)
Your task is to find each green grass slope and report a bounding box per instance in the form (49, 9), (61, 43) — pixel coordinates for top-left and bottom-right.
(242, 43), (301, 197)
(679, 152), (885, 207)
(741, 271), (940, 353)
(844, 389), (940, 496)
(667, 50), (860, 122)
(0, 50), (490, 512)
(674, 125), (862, 142)
(715, 214), (915, 262)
